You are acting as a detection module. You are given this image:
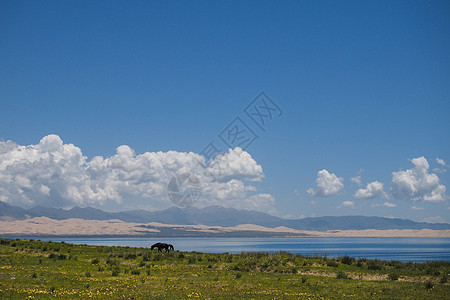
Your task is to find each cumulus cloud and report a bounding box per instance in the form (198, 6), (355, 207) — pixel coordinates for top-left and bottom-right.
(0, 135), (274, 212)
(371, 202), (397, 208)
(350, 175), (362, 186)
(436, 158), (446, 166)
(354, 181), (387, 200)
(350, 169), (364, 186)
(411, 206), (424, 210)
(338, 201), (355, 209)
(307, 169), (344, 197)
(391, 157), (447, 202)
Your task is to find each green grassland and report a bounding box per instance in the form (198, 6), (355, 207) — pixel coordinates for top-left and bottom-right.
(0, 239), (449, 299)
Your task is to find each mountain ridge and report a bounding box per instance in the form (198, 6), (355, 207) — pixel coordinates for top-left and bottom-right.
(1, 201), (449, 231)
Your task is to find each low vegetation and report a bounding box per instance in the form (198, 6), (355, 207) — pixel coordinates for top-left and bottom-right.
(0, 239), (449, 299)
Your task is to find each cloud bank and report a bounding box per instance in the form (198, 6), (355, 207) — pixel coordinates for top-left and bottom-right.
(0, 135), (274, 212)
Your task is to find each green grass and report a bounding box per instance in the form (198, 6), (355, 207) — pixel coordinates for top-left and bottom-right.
(0, 239), (449, 299)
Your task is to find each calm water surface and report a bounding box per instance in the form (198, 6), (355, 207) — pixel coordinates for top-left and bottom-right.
(39, 237), (450, 263)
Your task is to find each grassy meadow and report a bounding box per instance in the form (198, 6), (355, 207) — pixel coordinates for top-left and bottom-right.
(0, 239), (449, 299)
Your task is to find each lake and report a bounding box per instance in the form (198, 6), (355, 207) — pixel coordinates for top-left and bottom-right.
(36, 237), (450, 263)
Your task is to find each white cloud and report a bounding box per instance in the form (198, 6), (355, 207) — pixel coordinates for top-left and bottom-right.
(422, 216), (448, 224)
(354, 181), (387, 199)
(338, 201), (355, 209)
(391, 157), (447, 202)
(411, 206), (424, 210)
(371, 202), (397, 208)
(307, 169), (344, 197)
(436, 158), (446, 166)
(433, 168), (446, 174)
(350, 175), (362, 186)
(0, 135), (274, 213)
(205, 147), (264, 182)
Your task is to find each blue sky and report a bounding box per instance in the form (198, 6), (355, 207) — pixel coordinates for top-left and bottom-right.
(1, 1), (449, 222)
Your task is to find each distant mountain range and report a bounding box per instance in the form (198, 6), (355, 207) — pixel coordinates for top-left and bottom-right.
(1, 201), (449, 231)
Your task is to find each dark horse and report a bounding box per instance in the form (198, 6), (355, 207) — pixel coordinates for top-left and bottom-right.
(151, 242), (174, 252)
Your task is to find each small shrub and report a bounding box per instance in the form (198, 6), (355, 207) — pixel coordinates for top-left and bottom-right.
(48, 253), (57, 259)
(91, 258), (100, 264)
(58, 254), (67, 260)
(131, 269), (140, 275)
(31, 272), (37, 278)
(388, 272), (399, 281)
(125, 253), (137, 259)
(111, 267), (120, 276)
(327, 260), (339, 267)
(340, 256), (355, 265)
(85, 271), (91, 277)
(235, 272), (242, 279)
(106, 258), (118, 265)
(367, 261), (383, 270)
(425, 281), (433, 290)
(439, 273), (448, 284)
(336, 271), (348, 279)
(301, 276), (307, 283)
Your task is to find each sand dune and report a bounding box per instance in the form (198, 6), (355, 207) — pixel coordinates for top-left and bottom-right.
(0, 217), (449, 238)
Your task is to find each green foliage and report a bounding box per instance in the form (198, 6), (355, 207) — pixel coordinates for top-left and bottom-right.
(388, 272), (400, 281)
(425, 281), (434, 290)
(340, 256), (355, 265)
(131, 269), (140, 275)
(367, 260), (383, 270)
(91, 258), (100, 264)
(336, 271), (348, 279)
(326, 259), (339, 267)
(440, 273), (448, 284)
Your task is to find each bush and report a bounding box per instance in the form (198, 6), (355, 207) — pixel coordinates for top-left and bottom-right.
(388, 272), (399, 281)
(235, 272), (242, 279)
(425, 281), (433, 290)
(367, 261), (383, 270)
(336, 271), (348, 279)
(91, 258), (100, 264)
(131, 269), (140, 275)
(326, 260), (339, 267)
(340, 256), (355, 265)
(111, 267), (120, 276)
(85, 271), (91, 277)
(125, 253), (137, 259)
(439, 273), (448, 284)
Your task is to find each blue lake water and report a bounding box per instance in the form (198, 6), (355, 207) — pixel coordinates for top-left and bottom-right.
(37, 237), (450, 263)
